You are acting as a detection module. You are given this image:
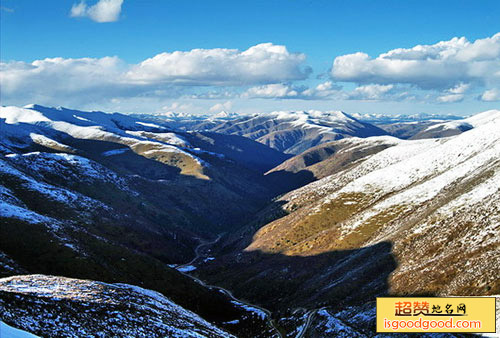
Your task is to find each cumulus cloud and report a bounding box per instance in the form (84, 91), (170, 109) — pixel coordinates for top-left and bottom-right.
(481, 88), (500, 101)
(437, 94), (464, 103)
(302, 81), (343, 99)
(209, 101), (233, 112)
(331, 33), (500, 90)
(0, 56), (130, 103)
(436, 83), (470, 103)
(0, 43), (310, 105)
(127, 43), (310, 85)
(241, 82), (405, 101)
(70, 0), (123, 23)
(241, 82), (344, 100)
(347, 84), (394, 100)
(242, 84), (300, 98)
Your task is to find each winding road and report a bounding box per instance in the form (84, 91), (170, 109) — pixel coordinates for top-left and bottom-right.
(175, 234), (284, 338)
(295, 307), (326, 338)
(177, 234), (223, 269)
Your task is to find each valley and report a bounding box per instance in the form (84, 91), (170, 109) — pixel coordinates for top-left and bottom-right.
(1, 105), (499, 337)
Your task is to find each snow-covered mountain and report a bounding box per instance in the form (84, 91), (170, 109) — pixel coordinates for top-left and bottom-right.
(195, 110), (388, 154)
(0, 104), (222, 179)
(196, 109), (500, 335)
(350, 112), (465, 124)
(143, 109), (468, 145)
(0, 275), (234, 337)
(0, 104), (290, 337)
(265, 136), (401, 192)
(251, 109), (500, 291)
(410, 111), (499, 139)
(2, 104), (499, 337)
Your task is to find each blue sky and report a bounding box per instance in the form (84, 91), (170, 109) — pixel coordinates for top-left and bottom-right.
(1, 0), (500, 115)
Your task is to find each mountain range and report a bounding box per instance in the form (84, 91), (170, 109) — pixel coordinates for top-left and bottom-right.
(1, 104), (498, 337)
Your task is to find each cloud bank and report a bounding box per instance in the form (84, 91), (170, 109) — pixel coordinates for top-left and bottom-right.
(126, 43), (311, 85)
(1, 33), (499, 111)
(331, 33), (500, 91)
(0, 44), (309, 104)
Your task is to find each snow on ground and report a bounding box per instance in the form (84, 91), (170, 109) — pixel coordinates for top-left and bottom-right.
(0, 156), (106, 209)
(0, 200), (54, 226)
(438, 169), (500, 214)
(0, 321), (40, 338)
(29, 133), (75, 152)
(230, 301), (268, 320)
(0, 106), (50, 124)
(101, 148), (129, 156)
(7, 152), (127, 189)
(0, 105), (206, 167)
(313, 309), (367, 337)
(72, 115), (91, 122)
(152, 133), (189, 146)
(114, 283), (233, 336)
(269, 110), (359, 134)
(126, 130), (191, 147)
(338, 110), (500, 197)
(0, 157), (77, 205)
(422, 109), (500, 133)
(0, 275), (235, 338)
(296, 111), (500, 237)
(177, 265), (197, 272)
(135, 121), (165, 129)
(284, 137), (431, 205)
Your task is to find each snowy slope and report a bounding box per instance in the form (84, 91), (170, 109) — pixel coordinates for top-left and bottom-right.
(0, 105), (209, 178)
(180, 110), (388, 154)
(244, 109), (500, 298)
(0, 275), (234, 338)
(1, 321), (40, 338)
(411, 109), (500, 139)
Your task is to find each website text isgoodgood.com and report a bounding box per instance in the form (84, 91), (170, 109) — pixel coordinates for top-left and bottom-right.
(383, 317), (482, 331)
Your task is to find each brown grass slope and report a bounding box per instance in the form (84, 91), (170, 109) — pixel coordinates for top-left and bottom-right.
(199, 120), (500, 313)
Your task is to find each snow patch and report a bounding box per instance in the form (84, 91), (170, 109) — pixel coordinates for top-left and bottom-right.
(0, 321), (40, 338)
(177, 265), (197, 272)
(101, 148), (129, 157)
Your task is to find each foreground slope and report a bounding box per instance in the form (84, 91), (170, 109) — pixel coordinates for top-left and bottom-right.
(0, 275), (234, 338)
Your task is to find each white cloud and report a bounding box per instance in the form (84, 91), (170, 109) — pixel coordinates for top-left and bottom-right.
(242, 81), (345, 100)
(70, 2), (87, 17)
(189, 90), (235, 100)
(436, 83), (470, 103)
(0, 44), (310, 106)
(331, 33), (500, 90)
(241, 82), (403, 101)
(449, 83), (470, 94)
(481, 88), (500, 101)
(347, 84), (394, 100)
(127, 43), (310, 85)
(0, 56), (128, 102)
(242, 84), (299, 98)
(209, 101), (233, 112)
(437, 94), (464, 103)
(302, 81), (343, 99)
(70, 0), (123, 23)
